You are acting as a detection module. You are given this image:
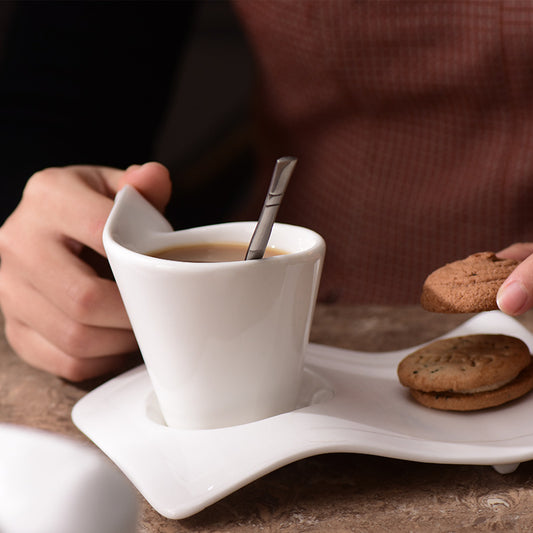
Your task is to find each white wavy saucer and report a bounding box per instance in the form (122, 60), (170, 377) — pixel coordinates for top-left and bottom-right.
(72, 311), (533, 519)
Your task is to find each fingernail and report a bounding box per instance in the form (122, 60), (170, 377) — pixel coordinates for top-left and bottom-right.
(497, 280), (529, 315)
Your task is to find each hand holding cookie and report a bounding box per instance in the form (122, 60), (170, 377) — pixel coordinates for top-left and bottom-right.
(420, 252), (519, 314)
(400, 248), (533, 411)
(420, 245), (533, 316)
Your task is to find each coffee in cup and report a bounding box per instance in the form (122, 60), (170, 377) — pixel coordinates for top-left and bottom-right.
(148, 242), (286, 262)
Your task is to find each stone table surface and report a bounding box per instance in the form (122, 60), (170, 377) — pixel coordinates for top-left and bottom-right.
(3, 305), (533, 532)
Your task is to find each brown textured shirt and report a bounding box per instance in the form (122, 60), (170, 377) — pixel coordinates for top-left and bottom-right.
(233, 0), (533, 304)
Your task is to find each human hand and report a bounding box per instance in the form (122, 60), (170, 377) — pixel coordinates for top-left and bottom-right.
(0, 162), (171, 381)
(496, 243), (533, 316)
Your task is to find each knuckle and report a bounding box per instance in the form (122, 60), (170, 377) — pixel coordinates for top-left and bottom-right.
(85, 218), (108, 252)
(65, 277), (102, 323)
(3, 321), (33, 367)
(23, 167), (60, 199)
(0, 273), (8, 301)
(0, 226), (8, 253)
(3, 319), (20, 352)
(58, 358), (93, 383)
(2, 317), (97, 382)
(59, 354), (127, 383)
(0, 219), (18, 256)
(60, 321), (92, 359)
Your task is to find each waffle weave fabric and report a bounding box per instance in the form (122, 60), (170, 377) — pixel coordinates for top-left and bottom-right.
(233, 0), (533, 304)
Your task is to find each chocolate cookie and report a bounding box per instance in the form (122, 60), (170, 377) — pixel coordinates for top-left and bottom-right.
(397, 334), (533, 411)
(420, 252), (519, 313)
(398, 334), (530, 393)
(409, 361), (533, 411)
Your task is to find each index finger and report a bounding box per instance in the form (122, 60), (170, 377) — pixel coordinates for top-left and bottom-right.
(24, 165), (125, 256)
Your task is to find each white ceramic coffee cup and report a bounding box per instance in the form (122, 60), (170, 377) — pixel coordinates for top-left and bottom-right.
(103, 186), (325, 429)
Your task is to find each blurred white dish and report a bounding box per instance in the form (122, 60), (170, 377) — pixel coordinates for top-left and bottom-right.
(0, 424), (137, 533)
(73, 311), (533, 519)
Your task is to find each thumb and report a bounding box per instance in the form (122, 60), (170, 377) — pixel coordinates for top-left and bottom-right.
(117, 161), (172, 213)
(497, 254), (533, 316)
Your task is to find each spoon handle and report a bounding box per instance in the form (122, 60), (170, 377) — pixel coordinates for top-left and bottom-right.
(245, 156), (297, 260)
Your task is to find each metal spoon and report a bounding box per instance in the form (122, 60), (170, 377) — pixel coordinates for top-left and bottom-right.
(245, 156), (297, 260)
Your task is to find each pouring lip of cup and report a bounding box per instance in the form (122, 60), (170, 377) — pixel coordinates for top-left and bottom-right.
(103, 186), (325, 269)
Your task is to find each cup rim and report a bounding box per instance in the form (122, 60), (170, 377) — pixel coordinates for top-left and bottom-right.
(103, 186), (325, 270)
(105, 220), (325, 270)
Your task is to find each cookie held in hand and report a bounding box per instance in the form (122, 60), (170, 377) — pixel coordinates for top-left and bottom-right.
(420, 252), (519, 313)
(397, 334), (533, 411)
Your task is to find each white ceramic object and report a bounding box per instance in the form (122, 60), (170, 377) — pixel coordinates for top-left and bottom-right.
(0, 424), (137, 533)
(73, 311), (533, 519)
(103, 186), (325, 429)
